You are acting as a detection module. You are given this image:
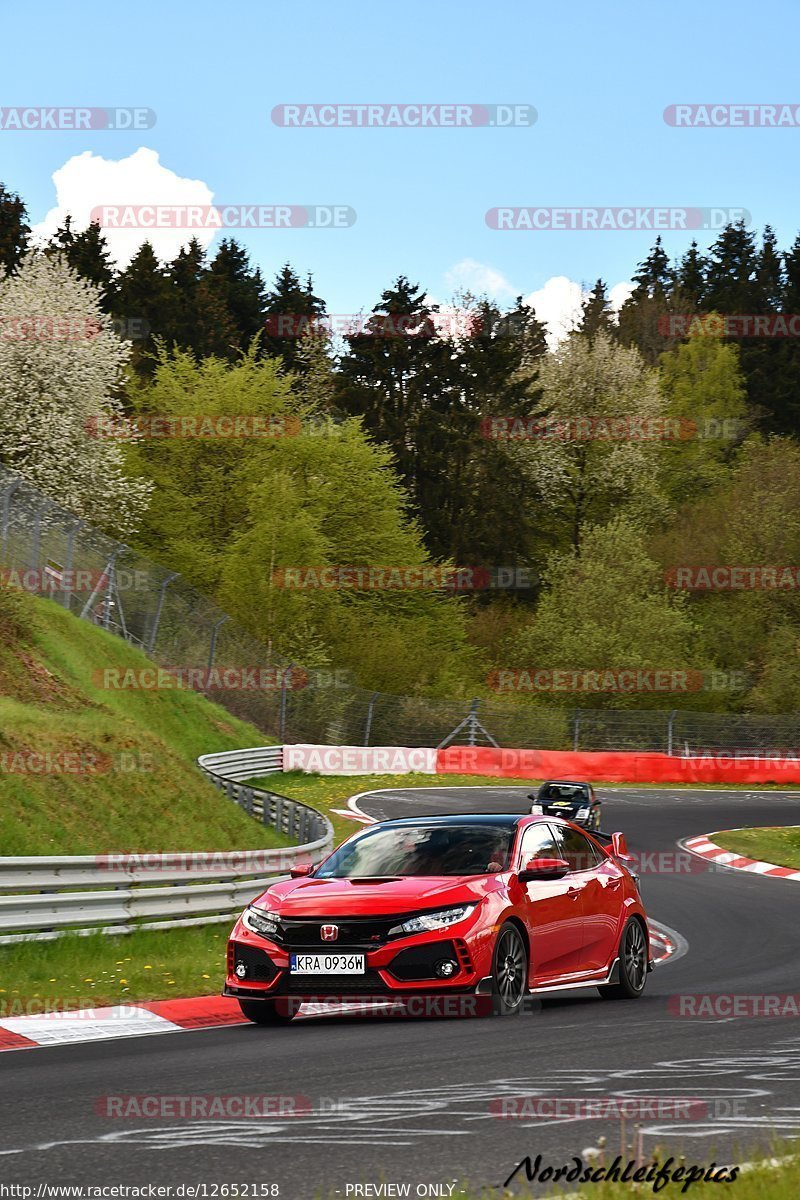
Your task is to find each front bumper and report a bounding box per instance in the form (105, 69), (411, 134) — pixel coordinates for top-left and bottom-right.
(226, 920), (491, 999)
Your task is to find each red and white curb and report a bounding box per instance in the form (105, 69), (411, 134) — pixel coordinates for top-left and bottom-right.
(683, 831), (800, 881)
(0, 921), (680, 1053)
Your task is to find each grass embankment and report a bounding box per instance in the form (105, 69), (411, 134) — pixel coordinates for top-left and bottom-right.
(714, 826), (800, 870)
(0, 588), (284, 854)
(0, 585), (286, 1006)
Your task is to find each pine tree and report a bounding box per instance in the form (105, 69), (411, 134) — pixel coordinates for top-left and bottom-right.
(167, 239), (237, 359)
(205, 238), (266, 354)
(115, 242), (174, 374)
(754, 226), (784, 311)
(674, 241), (707, 311)
(704, 221), (758, 313)
(263, 263), (326, 371)
(0, 183), (31, 276)
(580, 279), (616, 341)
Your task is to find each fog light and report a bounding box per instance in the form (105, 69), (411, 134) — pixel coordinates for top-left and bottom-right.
(435, 959), (458, 979)
(235, 962), (247, 979)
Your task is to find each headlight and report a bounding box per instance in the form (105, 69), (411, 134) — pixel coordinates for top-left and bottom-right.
(392, 905), (476, 935)
(576, 807), (590, 818)
(530, 803), (544, 815)
(242, 905), (280, 937)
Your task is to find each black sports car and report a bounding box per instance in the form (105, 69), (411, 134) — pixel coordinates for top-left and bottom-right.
(529, 780), (601, 830)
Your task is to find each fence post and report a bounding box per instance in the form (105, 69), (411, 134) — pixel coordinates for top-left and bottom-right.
(29, 497), (50, 571)
(0, 477), (20, 560)
(364, 692), (378, 746)
(279, 663), (296, 742)
(147, 571), (180, 654)
(573, 709), (582, 751)
(206, 615), (229, 680)
(61, 518), (84, 610)
(667, 709), (677, 757)
(79, 544), (126, 622)
(467, 699), (480, 746)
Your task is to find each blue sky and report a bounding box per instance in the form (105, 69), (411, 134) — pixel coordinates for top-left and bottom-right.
(2, 0), (799, 333)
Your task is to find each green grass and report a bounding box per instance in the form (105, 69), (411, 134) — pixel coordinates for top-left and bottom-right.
(714, 825), (800, 870)
(0, 589), (286, 854)
(0, 925), (230, 1008)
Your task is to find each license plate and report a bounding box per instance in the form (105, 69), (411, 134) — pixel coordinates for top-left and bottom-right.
(290, 953), (365, 974)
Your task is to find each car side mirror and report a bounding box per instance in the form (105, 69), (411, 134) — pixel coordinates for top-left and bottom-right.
(611, 832), (633, 861)
(289, 863), (313, 879)
(518, 856), (570, 882)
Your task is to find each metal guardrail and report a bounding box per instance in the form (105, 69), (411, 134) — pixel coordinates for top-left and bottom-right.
(0, 745), (334, 944)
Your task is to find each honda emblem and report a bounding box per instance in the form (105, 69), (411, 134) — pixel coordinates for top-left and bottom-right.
(320, 924), (339, 942)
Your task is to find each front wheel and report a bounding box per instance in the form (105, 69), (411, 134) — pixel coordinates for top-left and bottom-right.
(491, 922), (528, 1016)
(237, 997), (296, 1025)
(598, 919), (648, 1000)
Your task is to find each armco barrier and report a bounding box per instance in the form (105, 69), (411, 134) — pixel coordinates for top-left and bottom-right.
(282, 742), (800, 786)
(0, 746), (333, 943)
(435, 745), (800, 785)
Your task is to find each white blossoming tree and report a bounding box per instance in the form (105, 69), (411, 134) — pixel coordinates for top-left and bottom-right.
(510, 332), (669, 550)
(0, 253), (151, 535)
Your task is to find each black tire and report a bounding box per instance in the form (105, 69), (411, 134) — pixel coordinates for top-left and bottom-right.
(237, 997), (296, 1025)
(597, 919), (648, 1000)
(491, 922), (528, 1016)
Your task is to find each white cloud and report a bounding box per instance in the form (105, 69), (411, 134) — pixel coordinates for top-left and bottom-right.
(32, 148), (215, 268)
(609, 280), (635, 313)
(444, 258), (517, 300)
(442, 261), (633, 348)
(523, 275), (584, 347)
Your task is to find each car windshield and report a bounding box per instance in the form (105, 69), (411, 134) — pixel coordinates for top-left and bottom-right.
(541, 784), (587, 802)
(314, 824), (516, 878)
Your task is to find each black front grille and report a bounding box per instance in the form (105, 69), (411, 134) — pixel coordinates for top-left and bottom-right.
(273, 916), (405, 948)
(232, 941), (278, 982)
(281, 969), (387, 994)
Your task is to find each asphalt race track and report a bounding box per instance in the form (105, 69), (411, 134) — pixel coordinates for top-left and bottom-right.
(3, 786), (800, 1197)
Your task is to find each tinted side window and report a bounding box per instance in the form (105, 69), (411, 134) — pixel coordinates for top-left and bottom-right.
(556, 827), (601, 872)
(518, 823), (560, 862)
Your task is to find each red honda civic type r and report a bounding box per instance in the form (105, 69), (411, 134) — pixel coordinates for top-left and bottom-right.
(225, 813), (652, 1024)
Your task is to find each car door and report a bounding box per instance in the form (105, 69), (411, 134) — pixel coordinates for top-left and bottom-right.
(516, 823), (585, 983)
(563, 829), (625, 971)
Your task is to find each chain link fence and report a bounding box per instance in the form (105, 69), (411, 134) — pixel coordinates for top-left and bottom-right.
(2, 464), (800, 756)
